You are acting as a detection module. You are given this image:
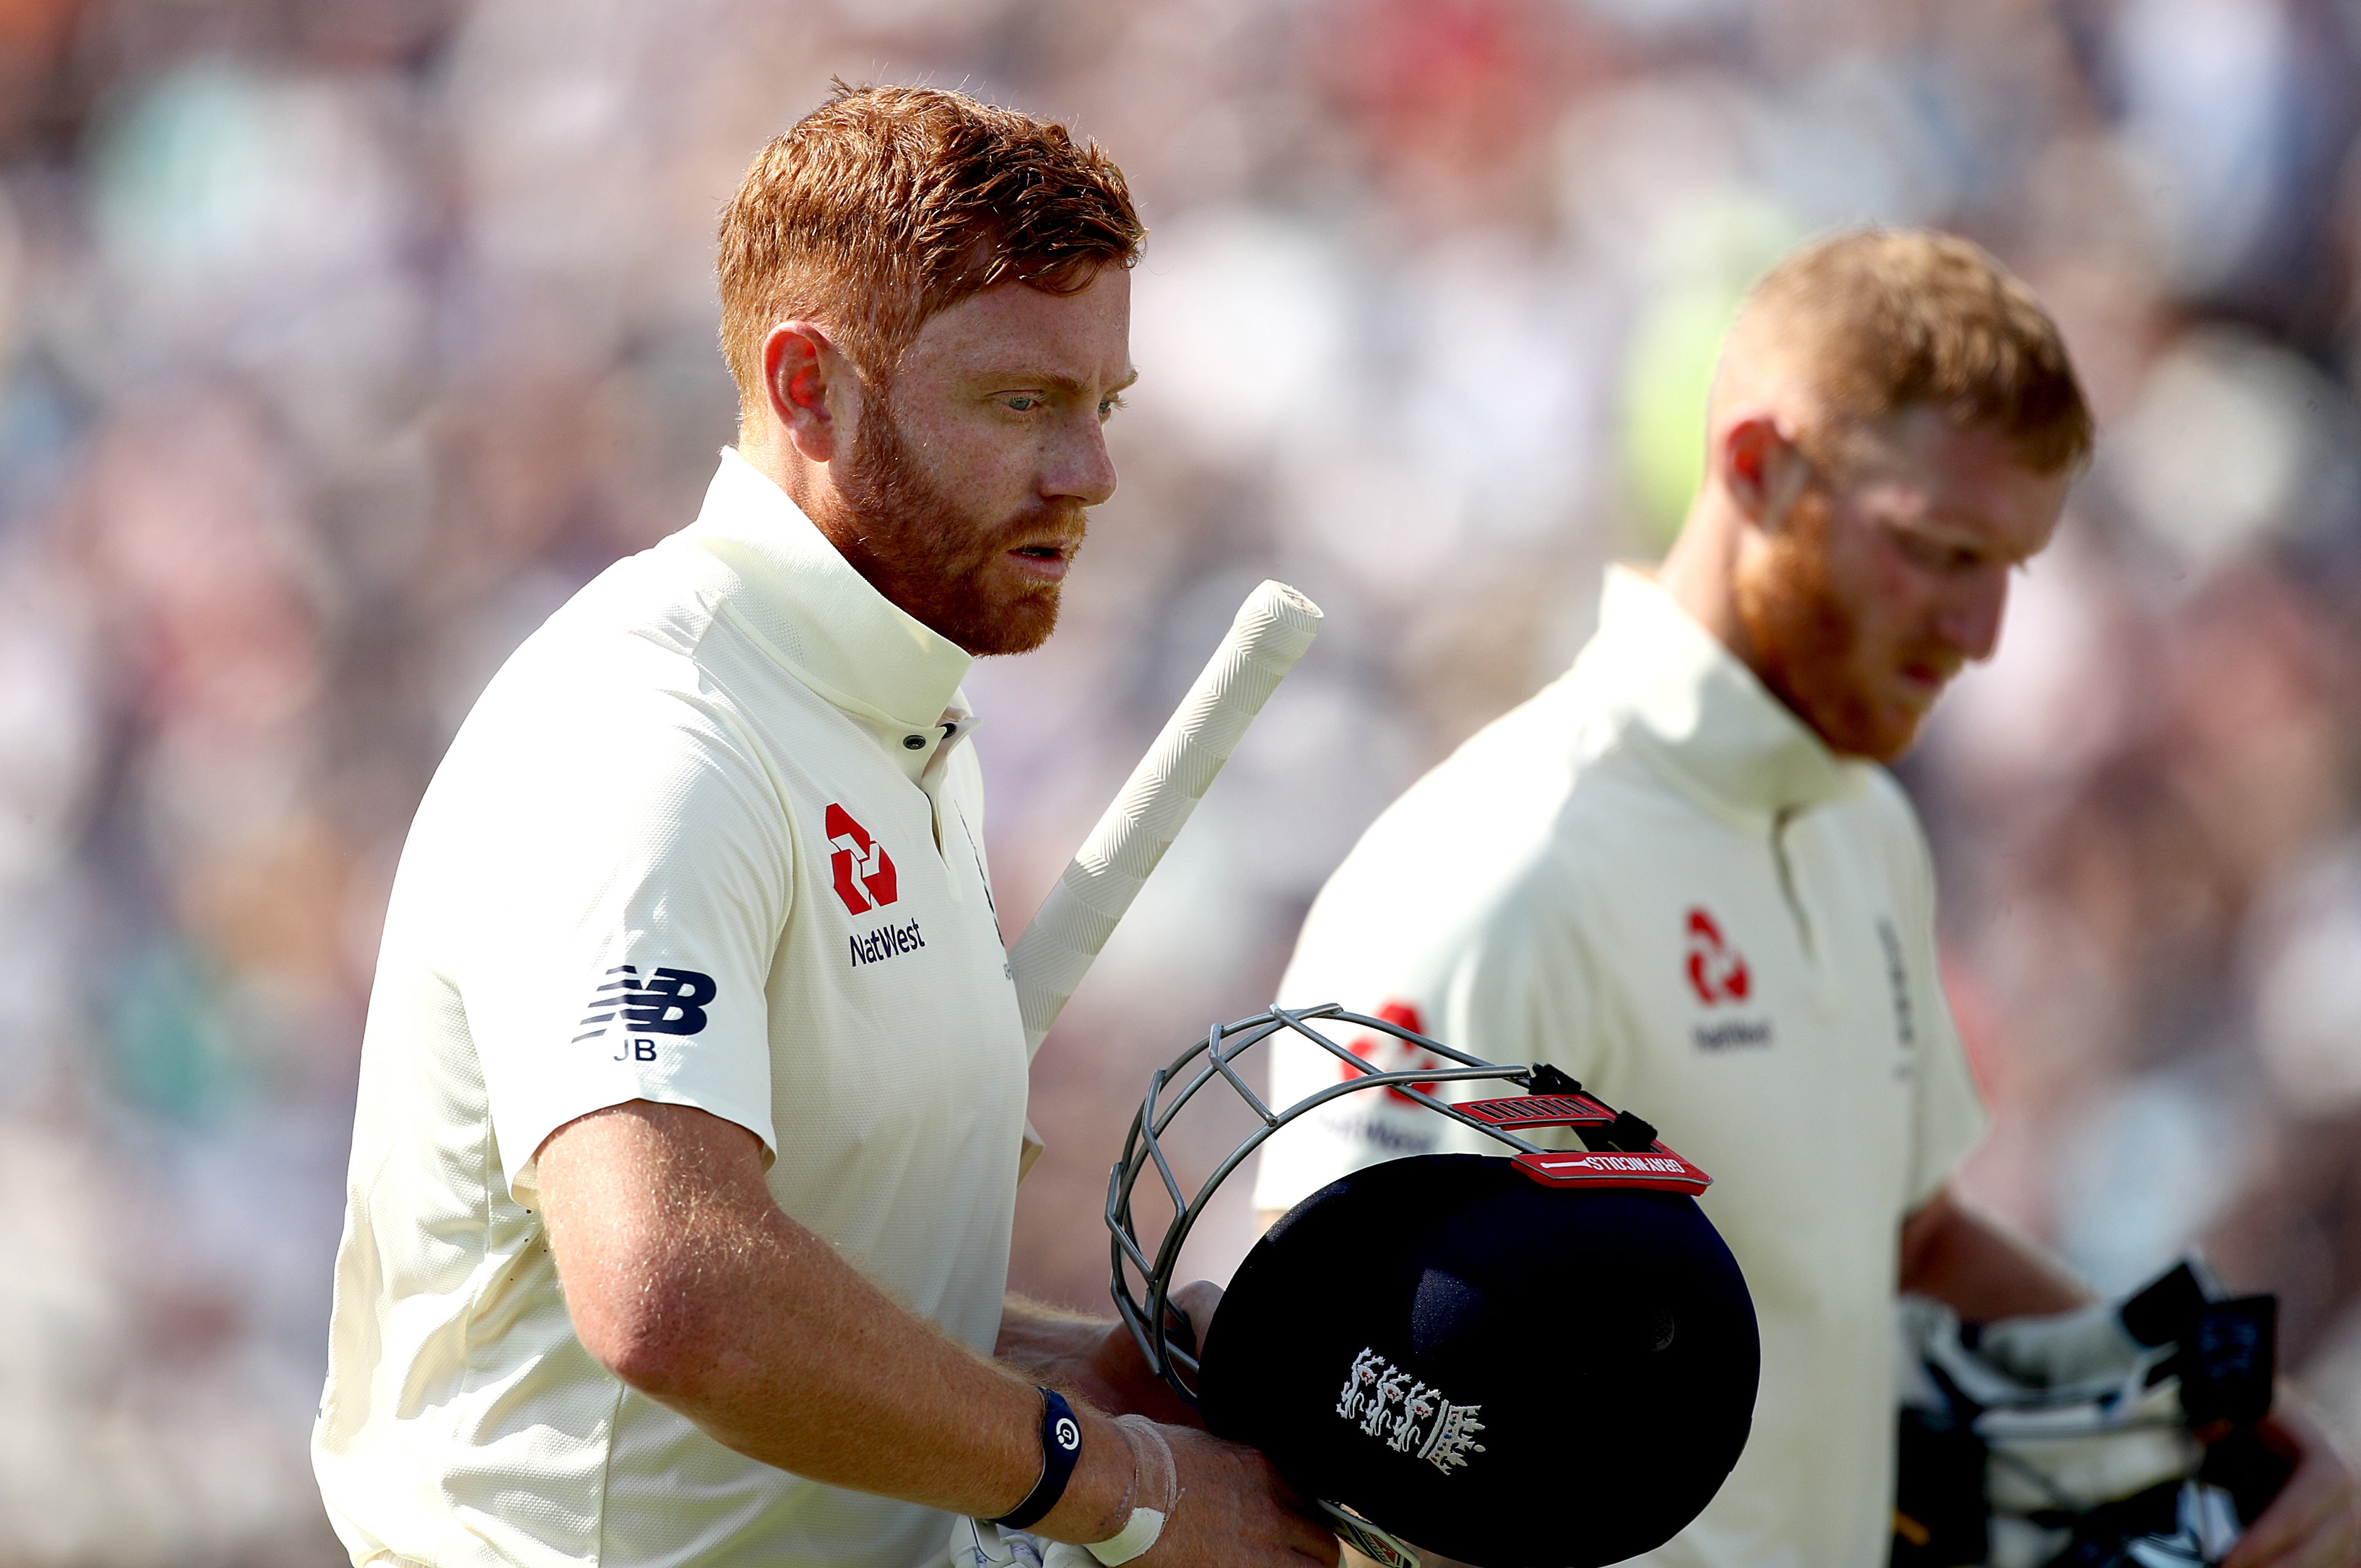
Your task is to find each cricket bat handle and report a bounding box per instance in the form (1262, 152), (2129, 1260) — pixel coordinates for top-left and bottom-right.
(1009, 580), (1323, 1057)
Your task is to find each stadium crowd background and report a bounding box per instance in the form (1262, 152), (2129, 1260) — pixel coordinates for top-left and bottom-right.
(1, 0), (2359, 1560)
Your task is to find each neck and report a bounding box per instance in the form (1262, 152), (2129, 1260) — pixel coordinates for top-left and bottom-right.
(1656, 487), (1761, 679)
(736, 425), (837, 532)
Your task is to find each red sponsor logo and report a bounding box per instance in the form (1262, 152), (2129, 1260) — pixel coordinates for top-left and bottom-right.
(825, 804), (898, 916)
(1512, 1147), (1714, 1195)
(1685, 906), (1749, 1005)
(1339, 1000), (1445, 1105)
(1563, 1153), (1685, 1174)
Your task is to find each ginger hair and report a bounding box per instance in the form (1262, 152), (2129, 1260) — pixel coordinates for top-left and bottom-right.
(717, 83), (1144, 426)
(1732, 228), (2093, 476)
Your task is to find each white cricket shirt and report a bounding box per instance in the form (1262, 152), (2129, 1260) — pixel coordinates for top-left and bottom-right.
(315, 450), (1030, 1568)
(1253, 566), (1985, 1568)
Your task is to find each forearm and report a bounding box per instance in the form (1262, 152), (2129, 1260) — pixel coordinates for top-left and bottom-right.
(539, 1103), (1130, 1542)
(996, 1288), (1211, 1431)
(999, 1292), (1102, 1365)
(643, 1208), (1045, 1506)
(1898, 1184), (2092, 1323)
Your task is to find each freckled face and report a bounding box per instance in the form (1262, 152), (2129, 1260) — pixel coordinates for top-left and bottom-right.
(822, 267), (1134, 656)
(1736, 409), (2070, 762)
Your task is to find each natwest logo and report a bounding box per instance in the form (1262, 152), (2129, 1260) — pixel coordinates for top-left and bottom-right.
(1685, 907), (1750, 1005)
(826, 804), (898, 916)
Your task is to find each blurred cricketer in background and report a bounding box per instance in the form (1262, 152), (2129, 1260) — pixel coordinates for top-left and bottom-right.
(312, 85), (1335, 1568)
(1254, 231), (2360, 1568)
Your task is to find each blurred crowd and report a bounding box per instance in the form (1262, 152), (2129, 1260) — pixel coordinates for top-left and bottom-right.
(2, 0), (2360, 1561)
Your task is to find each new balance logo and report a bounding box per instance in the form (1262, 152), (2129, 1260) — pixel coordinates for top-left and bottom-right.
(826, 803), (898, 916)
(573, 965), (717, 1042)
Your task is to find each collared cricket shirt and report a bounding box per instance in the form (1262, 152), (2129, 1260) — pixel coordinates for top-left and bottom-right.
(1253, 566), (1986, 1568)
(314, 449), (1029, 1568)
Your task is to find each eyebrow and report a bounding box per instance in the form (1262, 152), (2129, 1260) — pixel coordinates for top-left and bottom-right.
(978, 366), (1140, 395)
(1887, 513), (2036, 565)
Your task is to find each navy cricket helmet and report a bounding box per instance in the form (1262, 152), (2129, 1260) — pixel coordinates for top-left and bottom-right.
(1105, 1004), (1760, 1568)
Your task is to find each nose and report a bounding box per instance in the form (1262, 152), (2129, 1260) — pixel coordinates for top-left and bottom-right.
(1043, 407), (1118, 509)
(1936, 567), (2010, 662)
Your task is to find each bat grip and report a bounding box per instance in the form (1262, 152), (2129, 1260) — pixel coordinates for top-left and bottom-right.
(1009, 580), (1321, 1056)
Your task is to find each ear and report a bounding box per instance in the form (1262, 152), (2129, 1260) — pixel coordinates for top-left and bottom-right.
(1718, 413), (1809, 533)
(762, 322), (848, 464)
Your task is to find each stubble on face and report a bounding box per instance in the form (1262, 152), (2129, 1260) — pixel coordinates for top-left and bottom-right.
(1734, 489), (1927, 763)
(819, 382), (1084, 657)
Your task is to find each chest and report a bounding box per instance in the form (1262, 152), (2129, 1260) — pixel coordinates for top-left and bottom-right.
(1578, 800), (1931, 1176)
(760, 720), (1026, 1150)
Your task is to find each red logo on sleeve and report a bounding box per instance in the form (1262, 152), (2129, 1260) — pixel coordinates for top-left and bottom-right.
(1685, 907), (1750, 1004)
(1339, 1000), (1447, 1105)
(825, 804), (899, 915)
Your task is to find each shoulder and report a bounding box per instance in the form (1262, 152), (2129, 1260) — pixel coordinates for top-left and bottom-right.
(1285, 697), (1605, 1000)
(1818, 765), (1939, 924)
(464, 542), (713, 706)
(425, 571), (793, 870)
(466, 531), (815, 755)
(1847, 766), (1935, 868)
(1857, 763), (1921, 824)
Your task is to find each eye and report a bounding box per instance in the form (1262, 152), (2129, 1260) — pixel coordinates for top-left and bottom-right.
(1890, 527), (1980, 574)
(1098, 393), (1126, 420)
(1002, 395), (1041, 412)
(1893, 531), (1944, 568)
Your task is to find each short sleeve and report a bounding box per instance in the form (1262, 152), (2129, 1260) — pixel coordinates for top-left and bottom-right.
(441, 674), (794, 1206)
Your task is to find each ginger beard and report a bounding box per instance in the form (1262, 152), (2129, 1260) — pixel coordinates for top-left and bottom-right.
(822, 381), (1084, 657)
(1735, 486), (1953, 764)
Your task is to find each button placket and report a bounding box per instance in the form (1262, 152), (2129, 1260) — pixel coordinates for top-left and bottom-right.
(919, 709), (982, 865)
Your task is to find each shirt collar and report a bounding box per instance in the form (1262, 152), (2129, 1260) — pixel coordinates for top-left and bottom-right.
(1585, 564), (1869, 820)
(677, 448), (974, 735)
